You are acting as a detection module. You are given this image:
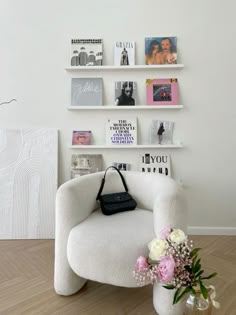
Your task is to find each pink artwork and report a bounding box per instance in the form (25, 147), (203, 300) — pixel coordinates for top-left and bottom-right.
(146, 78), (178, 105)
(72, 131), (91, 145)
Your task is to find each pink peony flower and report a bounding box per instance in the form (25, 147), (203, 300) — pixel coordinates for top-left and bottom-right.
(159, 226), (171, 239)
(156, 255), (175, 283)
(135, 256), (149, 272)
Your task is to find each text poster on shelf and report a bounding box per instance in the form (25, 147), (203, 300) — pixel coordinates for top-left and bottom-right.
(106, 118), (137, 145)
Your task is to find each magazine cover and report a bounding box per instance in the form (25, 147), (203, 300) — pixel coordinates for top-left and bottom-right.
(114, 41), (135, 66)
(106, 118), (137, 145)
(112, 162), (131, 171)
(139, 153), (171, 177)
(114, 81), (137, 106)
(71, 154), (102, 178)
(145, 37), (177, 65)
(146, 78), (178, 105)
(149, 120), (174, 145)
(72, 130), (91, 145)
(71, 78), (103, 106)
(71, 39), (103, 66)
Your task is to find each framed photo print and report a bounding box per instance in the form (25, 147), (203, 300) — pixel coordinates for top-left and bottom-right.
(146, 78), (178, 105)
(145, 36), (177, 65)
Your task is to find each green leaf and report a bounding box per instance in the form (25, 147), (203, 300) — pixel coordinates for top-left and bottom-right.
(195, 270), (204, 278)
(190, 248), (201, 258)
(201, 272), (217, 280)
(192, 255), (197, 267)
(173, 288), (181, 304)
(199, 280), (208, 299)
(163, 285), (175, 290)
(192, 259), (201, 273)
(174, 287), (192, 304)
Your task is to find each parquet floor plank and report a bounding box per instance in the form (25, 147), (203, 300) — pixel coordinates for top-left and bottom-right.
(0, 236), (235, 314)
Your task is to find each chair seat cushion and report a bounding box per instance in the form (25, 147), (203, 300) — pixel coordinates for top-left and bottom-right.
(67, 208), (155, 287)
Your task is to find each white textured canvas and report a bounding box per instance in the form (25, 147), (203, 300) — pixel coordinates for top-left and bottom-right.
(0, 128), (58, 239)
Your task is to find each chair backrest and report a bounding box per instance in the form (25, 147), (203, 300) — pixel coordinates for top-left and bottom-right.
(99, 171), (179, 211)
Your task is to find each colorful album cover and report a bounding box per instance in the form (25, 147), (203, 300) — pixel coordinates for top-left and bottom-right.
(145, 37), (177, 65)
(72, 130), (91, 145)
(146, 78), (178, 105)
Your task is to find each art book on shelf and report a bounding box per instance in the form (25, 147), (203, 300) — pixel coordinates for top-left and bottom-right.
(112, 162), (131, 171)
(114, 81), (137, 106)
(106, 118), (137, 145)
(139, 153), (171, 177)
(72, 130), (91, 145)
(149, 120), (174, 145)
(114, 41), (135, 66)
(71, 154), (102, 178)
(71, 78), (103, 106)
(146, 78), (178, 105)
(70, 38), (103, 66)
(145, 36), (177, 65)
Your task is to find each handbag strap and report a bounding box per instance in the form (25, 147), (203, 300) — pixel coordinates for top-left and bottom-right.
(96, 166), (128, 200)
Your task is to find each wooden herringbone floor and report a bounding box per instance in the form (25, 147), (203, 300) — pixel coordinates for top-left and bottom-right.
(0, 236), (235, 315)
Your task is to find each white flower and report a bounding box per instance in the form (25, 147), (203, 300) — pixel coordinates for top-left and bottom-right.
(169, 229), (186, 244)
(148, 238), (168, 261)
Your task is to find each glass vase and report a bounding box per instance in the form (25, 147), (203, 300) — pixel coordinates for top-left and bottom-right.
(185, 292), (212, 315)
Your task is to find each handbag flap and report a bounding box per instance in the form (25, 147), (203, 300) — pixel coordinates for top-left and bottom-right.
(99, 192), (132, 204)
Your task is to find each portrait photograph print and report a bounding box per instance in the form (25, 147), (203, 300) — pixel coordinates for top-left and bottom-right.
(115, 81), (137, 106)
(149, 120), (174, 145)
(145, 36), (177, 65)
(146, 78), (178, 105)
(114, 41), (135, 66)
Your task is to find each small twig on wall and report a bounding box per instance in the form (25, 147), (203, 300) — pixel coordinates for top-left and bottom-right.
(0, 99), (17, 106)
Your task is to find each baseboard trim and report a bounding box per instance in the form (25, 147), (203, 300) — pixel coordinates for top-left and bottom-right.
(188, 226), (236, 235)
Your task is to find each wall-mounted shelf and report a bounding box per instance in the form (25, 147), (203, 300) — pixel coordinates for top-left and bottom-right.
(65, 64), (184, 71)
(67, 105), (183, 110)
(69, 144), (183, 149)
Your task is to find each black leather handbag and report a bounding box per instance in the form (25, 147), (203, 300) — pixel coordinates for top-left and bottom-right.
(96, 166), (137, 215)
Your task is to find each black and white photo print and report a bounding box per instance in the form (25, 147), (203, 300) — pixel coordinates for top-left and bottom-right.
(114, 41), (135, 66)
(71, 39), (103, 66)
(114, 81), (137, 106)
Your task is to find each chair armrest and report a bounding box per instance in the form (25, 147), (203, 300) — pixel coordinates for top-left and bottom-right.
(54, 172), (103, 294)
(153, 182), (188, 236)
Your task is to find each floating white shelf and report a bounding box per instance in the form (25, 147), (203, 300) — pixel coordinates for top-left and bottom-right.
(67, 105), (183, 110)
(69, 144), (183, 149)
(65, 64), (184, 71)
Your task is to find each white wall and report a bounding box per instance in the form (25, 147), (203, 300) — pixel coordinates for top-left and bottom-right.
(1, 0), (236, 232)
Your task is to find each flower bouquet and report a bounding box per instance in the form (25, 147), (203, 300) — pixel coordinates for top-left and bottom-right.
(133, 227), (220, 308)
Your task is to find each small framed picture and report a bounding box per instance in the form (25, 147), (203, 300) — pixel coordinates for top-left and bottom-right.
(72, 131), (91, 145)
(146, 78), (178, 105)
(145, 37), (177, 65)
(114, 81), (137, 106)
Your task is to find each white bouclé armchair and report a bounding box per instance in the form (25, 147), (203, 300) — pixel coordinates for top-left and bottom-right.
(54, 171), (188, 315)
